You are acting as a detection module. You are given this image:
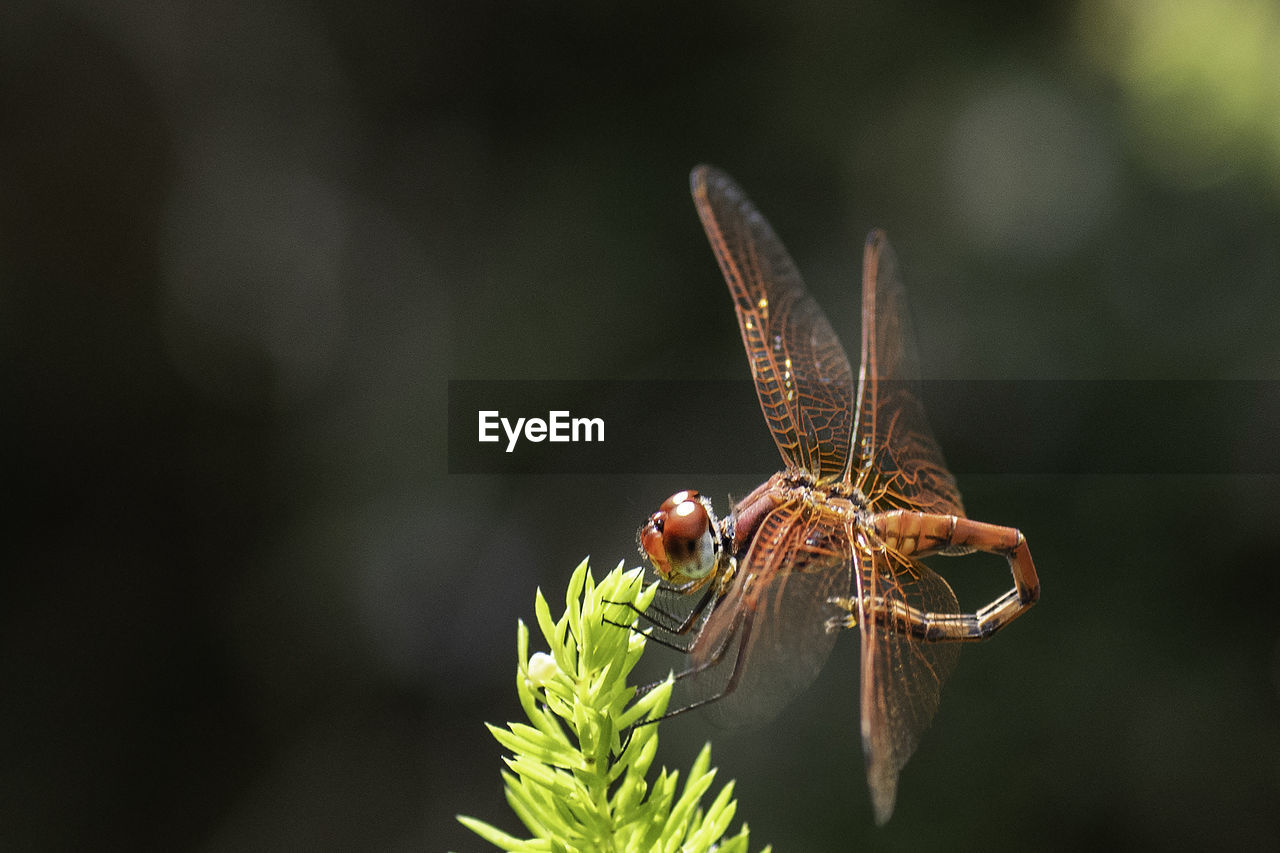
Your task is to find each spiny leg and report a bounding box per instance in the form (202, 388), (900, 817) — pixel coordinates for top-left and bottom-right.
(602, 577), (721, 646)
(608, 605), (757, 770)
(604, 577), (744, 710)
(638, 605), (756, 722)
(609, 602), (757, 770)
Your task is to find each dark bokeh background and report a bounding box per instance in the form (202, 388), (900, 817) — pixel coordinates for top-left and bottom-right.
(4, 1), (1279, 850)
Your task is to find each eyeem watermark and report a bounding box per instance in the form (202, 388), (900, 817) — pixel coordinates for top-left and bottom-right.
(449, 379), (1280, 474)
(478, 410), (605, 453)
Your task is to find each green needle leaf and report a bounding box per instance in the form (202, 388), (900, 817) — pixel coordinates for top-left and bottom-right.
(458, 559), (768, 852)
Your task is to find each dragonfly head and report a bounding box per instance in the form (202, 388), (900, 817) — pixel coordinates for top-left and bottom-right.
(638, 490), (725, 590)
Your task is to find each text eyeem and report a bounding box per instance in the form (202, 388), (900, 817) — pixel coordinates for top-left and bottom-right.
(478, 410), (605, 453)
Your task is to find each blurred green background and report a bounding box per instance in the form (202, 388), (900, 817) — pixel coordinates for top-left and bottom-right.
(4, 0), (1279, 849)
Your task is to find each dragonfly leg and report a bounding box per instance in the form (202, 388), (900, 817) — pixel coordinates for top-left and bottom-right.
(627, 605), (756, 723)
(604, 576), (720, 641)
(861, 510), (1040, 642)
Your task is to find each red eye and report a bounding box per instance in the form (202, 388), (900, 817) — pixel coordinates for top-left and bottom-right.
(659, 490), (698, 512)
(639, 491), (719, 583)
(662, 497), (710, 562)
(639, 512), (667, 566)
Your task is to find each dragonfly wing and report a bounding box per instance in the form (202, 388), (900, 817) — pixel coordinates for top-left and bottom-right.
(692, 165), (856, 482)
(858, 543), (961, 824)
(685, 501), (853, 729)
(854, 231), (965, 516)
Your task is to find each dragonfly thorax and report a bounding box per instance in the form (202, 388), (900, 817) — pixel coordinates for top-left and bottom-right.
(775, 468), (867, 515)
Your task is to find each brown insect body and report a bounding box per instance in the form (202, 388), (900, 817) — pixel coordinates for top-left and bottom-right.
(638, 166), (1040, 824)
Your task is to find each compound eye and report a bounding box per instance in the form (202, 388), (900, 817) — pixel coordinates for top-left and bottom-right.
(658, 489), (699, 513)
(639, 511), (667, 568)
(640, 491), (718, 583)
(662, 497), (710, 563)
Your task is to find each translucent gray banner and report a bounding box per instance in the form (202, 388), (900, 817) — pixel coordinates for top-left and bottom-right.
(447, 379), (1280, 475)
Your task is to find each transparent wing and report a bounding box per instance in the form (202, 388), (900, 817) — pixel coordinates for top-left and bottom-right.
(854, 231), (965, 516)
(858, 543), (962, 824)
(692, 165), (856, 483)
(683, 500), (852, 728)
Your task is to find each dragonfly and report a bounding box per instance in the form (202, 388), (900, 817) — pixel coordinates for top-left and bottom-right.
(636, 165), (1041, 824)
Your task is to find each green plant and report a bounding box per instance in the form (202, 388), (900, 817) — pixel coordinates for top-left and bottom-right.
(458, 558), (769, 852)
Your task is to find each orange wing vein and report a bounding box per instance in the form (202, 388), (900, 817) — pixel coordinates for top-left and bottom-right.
(692, 165), (856, 483)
